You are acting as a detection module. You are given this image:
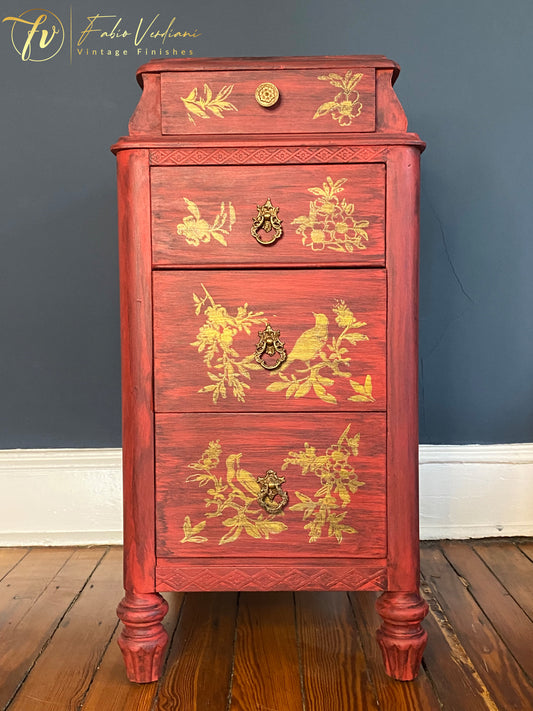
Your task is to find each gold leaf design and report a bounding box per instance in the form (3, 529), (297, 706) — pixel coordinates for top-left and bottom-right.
(313, 70), (363, 126)
(181, 515), (208, 543)
(292, 176), (370, 253)
(192, 285), (265, 403)
(177, 198), (236, 247)
(348, 374), (375, 402)
(266, 299), (372, 405)
(182, 441), (288, 545)
(284, 425), (365, 543)
(181, 83), (238, 124)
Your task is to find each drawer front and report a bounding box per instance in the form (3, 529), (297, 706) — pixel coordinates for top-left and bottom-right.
(153, 269), (386, 412)
(151, 164), (385, 266)
(161, 68), (375, 135)
(155, 413), (386, 558)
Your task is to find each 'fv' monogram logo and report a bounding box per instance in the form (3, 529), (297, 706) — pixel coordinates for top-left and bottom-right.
(2, 8), (65, 62)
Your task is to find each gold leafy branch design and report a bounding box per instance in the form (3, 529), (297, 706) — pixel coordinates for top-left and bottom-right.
(348, 374), (375, 402)
(292, 177), (370, 253)
(177, 198), (235, 247)
(181, 83), (238, 124)
(313, 70), (363, 126)
(266, 299), (375, 405)
(181, 440), (288, 545)
(284, 424), (365, 543)
(192, 285), (265, 403)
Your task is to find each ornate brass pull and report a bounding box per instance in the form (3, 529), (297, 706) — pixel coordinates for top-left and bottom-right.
(251, 198), (283, 245)
(255, 82), (280, 108)
(255, 324), (287, 370)
(257, 469), (288, 514)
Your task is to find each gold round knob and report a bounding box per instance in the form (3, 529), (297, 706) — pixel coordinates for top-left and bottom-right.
(255, 82), (280, 108)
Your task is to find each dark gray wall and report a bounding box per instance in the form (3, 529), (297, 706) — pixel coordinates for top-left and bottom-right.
(1, 0), (532, 446)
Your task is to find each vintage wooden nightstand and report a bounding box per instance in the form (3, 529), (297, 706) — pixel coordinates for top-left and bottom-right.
(112, 55), (427, 683)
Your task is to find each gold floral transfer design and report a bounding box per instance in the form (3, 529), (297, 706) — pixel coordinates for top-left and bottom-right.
(191, 285), (265, 403)
(266, 299), (375, 405)
(177, 198), (235, 247)
(181, 426), (365, 545)
(292, 177), (370, 253)
(181, 83), (237, 124)
(285, 425), (365, 543)
(313, 70), (363, 126)
(192, 288), (375, 405)
(181, 440), (288, 545)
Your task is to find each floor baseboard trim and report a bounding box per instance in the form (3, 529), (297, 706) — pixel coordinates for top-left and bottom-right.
(0, 445), (531, 545)
(0, 448), (123, 547)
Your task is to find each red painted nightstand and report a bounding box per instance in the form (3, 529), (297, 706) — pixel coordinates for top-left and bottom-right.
(112, 55), (427, 683)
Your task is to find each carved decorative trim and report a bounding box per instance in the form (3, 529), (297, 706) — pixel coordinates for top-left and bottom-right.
(149, 146), (389, 166)
(156, 564), (386, 592)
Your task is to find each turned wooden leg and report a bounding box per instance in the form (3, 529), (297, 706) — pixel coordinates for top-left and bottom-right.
(375, 591), (428, 681)
(117, 592), (169, 683)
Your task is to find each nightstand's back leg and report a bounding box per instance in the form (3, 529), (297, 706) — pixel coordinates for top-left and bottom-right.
(117, 592), (169, 683)
(375, 591), (429, 681)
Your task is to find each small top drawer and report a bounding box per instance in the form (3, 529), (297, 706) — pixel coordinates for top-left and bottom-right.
(160, 68), (375, 135)
(117, 56), (424, 146)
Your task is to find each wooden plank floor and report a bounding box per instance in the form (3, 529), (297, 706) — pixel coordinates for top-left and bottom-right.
(1, 540), (532, 710)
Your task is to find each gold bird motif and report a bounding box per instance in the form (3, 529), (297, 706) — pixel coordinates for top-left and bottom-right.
(280, 312), (329, 371)
(225, 453), (259, 497)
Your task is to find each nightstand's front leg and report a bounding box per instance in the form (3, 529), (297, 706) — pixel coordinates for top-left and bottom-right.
(117, 592), (169, 683)
(375, 591), (428, 681)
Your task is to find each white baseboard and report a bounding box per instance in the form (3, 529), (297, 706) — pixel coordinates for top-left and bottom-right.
(0, 448), (123, 546)
(0, 445), (532, 546)
(419, 443), (533, 539)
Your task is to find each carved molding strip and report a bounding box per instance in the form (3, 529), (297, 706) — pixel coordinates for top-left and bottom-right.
(149, 146), (389, 166)
(156, 565), (387, 592)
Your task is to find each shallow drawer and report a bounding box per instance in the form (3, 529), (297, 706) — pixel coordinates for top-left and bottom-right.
(161, 68), (375, 135)
(153, 268), (386, 412)
(151, 163), (385, 266)
(155, 412), (386, 558)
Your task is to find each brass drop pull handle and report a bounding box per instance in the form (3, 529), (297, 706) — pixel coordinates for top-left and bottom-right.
(255, 324), (287, 370)
(251, 198), (283, 245)
(257, 469), (289, 514)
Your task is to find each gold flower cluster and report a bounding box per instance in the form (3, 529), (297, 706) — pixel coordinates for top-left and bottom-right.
(292, 177), (370, 253)
(177, 198), (235, 247)
(285, 424), (365, 543)
(313, 70), (364, 126)
(191, 285), (265, 403)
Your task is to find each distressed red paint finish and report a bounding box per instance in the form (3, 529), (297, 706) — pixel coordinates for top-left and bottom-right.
(160, 68), (376, 135)
(113, 55), (427, 684)
(153, 269), (386, 412)
(151, 163), (385, 266)
(155, 562), (388, 592)
(148, 145), (392, 167)
(155, 412), (386, 558)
